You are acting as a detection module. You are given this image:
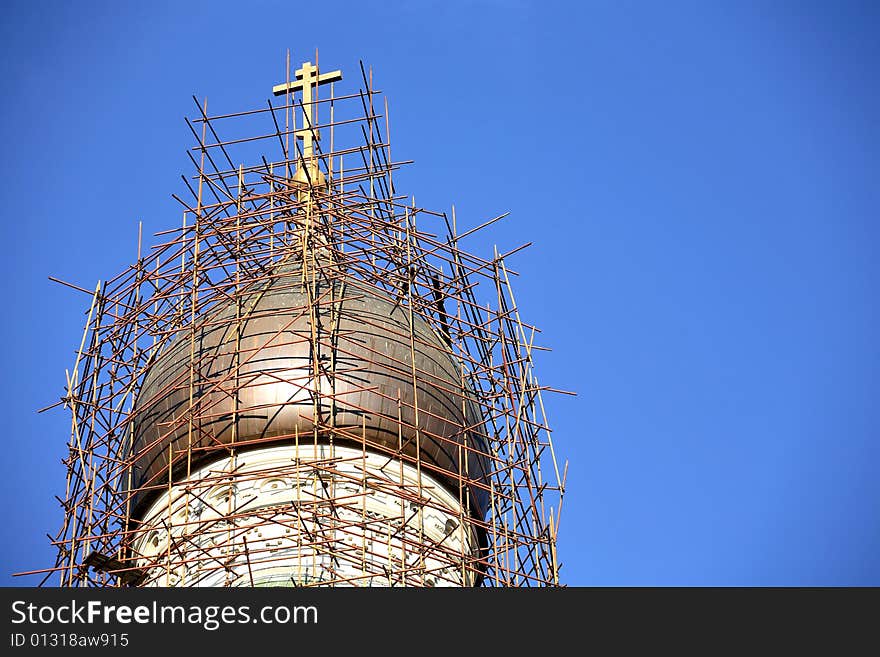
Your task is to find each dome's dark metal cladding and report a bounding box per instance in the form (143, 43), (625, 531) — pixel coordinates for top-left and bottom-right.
(129, 254), (491, 519)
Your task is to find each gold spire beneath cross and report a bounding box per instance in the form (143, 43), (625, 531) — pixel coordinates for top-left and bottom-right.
(273, 61), (342, 162)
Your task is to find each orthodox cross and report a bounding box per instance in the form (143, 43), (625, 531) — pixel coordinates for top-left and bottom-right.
(273, 61), (342, 162)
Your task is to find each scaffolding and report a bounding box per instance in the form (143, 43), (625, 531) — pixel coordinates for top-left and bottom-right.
(26, 52), (569, 587)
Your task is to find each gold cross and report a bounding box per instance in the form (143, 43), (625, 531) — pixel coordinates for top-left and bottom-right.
(273, 61), (342, 161)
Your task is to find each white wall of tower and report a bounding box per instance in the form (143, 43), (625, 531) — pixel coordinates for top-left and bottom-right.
(132, 444), (480, 587)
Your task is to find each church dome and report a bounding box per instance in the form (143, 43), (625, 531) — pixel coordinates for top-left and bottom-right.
(130, 254), (490, 518)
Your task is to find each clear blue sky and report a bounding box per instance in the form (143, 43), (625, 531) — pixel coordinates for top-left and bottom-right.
(1, 0), (877, 586)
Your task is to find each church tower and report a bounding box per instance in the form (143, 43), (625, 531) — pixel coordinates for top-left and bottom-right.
(43, 53), (565, 587)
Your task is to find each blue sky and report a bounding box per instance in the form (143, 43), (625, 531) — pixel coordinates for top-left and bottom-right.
(1, 0), (878, 586)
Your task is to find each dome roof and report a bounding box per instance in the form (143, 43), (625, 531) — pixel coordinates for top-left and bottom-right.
(130, 255), (490, 518)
